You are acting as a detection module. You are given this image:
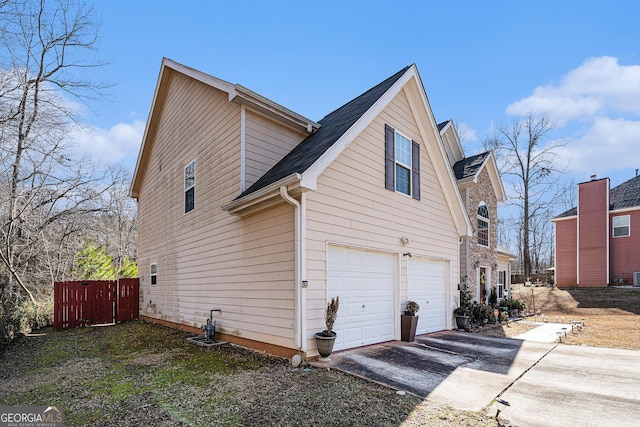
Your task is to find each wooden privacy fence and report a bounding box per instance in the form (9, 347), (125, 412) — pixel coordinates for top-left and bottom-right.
(54, 278), (139, 330)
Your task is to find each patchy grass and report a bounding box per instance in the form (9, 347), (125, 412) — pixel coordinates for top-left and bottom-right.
(0, 321), (503, 426)
(478, 285), (640, 350)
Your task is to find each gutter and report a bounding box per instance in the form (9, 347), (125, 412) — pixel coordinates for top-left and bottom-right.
(222, 173), (302, 215)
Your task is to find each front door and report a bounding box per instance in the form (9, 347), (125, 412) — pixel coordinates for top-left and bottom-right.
(479, 267), (488, 303)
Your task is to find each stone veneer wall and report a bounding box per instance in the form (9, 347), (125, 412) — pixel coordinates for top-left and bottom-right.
(461, 167), (498, 300)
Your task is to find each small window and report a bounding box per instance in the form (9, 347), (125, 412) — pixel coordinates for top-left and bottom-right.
(477, 203), (489, 247)
(394, 132), (412, 195)
(185, 161), (195, 213)
(613, 215), (630, 237)
(498, 271), (506, 299)
(150, 263), (157, 286)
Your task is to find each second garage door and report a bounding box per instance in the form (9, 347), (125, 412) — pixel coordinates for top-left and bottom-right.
(327, 246), (395, 351)
(407, 258), (448, 334)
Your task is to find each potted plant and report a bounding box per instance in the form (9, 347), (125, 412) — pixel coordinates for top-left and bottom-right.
(401, 300), (420, 341)
(315, 296), (339, 359)
(454, 279), (473, 330)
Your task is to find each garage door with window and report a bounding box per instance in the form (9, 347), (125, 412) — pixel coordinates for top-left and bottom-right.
(327, 246), (395, 351)
(407, 258), (448, 334)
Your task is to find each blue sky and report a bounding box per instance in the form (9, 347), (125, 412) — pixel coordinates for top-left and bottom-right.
(74, 0), (640, 203)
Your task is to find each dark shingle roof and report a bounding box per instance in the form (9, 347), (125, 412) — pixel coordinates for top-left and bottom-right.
(610, 174), (640, 210)
(237, 66), (410, 199)
(452, 151), (490, 180)
(437, 120), (450, 131)
(554, 174), (640, 218)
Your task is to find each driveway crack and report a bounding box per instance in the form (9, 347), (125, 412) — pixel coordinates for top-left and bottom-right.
(493, 343), (559, 402)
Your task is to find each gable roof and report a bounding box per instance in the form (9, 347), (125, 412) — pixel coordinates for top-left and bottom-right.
(554, 174), (640, 219)
(133, 61), (472, 236)
(237, 66), (410, 199)
(223, 64), (473, 237)
(130, 58), (320, 198)
(452, 151), (506, 203)
(453, 151), (491, 180)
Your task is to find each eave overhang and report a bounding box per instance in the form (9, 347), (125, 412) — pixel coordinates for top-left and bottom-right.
(222, 173), (303, 217)
(232, 85), (320, 134)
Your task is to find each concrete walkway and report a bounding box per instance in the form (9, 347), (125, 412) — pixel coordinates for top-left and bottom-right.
(514, 321), (576, 342)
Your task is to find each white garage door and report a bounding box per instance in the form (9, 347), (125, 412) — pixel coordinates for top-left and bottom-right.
(327, 246), (395, 351)
(407, 258), (448, 334)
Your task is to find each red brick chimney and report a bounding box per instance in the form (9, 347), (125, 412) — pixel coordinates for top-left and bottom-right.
(577, 177), (610, 286)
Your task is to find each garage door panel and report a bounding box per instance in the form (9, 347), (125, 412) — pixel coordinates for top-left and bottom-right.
(408, 259), (448, 334)
(328, 246), (395, 351)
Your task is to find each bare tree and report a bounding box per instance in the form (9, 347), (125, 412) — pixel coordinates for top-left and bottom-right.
(484, 114), (566, 277)
(0, 0), (109, 308)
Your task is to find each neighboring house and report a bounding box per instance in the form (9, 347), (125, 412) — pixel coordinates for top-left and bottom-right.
(552, 175), (640, 287)
(438, 122), (511, 302)
(131, 58), (510, 359)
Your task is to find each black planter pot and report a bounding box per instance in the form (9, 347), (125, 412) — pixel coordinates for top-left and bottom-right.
(401, 314), (418, 341)
(455, 315), (470, 330)
(315, 332), (337, 358)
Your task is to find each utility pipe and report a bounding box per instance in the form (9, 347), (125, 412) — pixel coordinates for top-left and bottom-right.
(280, 186), (303, 350)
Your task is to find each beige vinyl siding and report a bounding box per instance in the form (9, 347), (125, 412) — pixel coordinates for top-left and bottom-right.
(244, 110), (306, 188)
(137, 70), (296, 348)
(305, 88), (460, 350)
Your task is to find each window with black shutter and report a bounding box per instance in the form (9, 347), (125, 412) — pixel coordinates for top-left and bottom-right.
(384, 124), (420, 200)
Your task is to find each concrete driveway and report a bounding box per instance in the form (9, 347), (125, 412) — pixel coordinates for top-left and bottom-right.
(317, 331), (640, 427)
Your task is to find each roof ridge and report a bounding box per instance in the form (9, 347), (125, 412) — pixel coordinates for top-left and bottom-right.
(317, 66), (411, 122)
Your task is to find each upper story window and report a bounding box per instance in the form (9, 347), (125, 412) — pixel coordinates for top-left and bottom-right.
(477, 202), (489, 247)
(395, 132), (412, 195)
(613, 215), (630, 237)
(384, 124), (420, 200)
(185, 161), (195, 213)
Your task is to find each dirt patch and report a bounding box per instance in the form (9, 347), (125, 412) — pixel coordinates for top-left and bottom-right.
(489, 285), (640, 350)
(472, 320), (540, 339)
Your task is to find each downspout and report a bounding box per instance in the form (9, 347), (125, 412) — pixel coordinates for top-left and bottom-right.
(280, 186), (303, 350)
(240, 106), (246, 192)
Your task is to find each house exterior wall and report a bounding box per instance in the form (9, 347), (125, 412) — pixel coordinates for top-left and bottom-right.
(577, 178), (609, 286)
(304, 89), (460, 353)
(555, 217), (578, 286)
(461, 167), (498, 301)
(244, 109), (306, 189)
(136, 71), (297, 352)
(610, 209), (640, 285)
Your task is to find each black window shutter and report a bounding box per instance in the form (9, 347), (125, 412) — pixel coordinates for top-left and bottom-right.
(385, 124), (395, 191)
(411, 140), (420, 200)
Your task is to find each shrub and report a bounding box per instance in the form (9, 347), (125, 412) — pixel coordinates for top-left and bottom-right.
(0, 296), (53, 349)
(404, 300), (420, 316)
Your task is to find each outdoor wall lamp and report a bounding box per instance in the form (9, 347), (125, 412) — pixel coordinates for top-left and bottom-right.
(400, 236), (410, 245)
(492, 263), (498, 271)
(474, 261), (480, 269)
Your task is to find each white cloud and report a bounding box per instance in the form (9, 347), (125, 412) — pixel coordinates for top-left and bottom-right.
(455, 121), (479, 142)
(557, 117), (640, 174)
(506, 56), (640, 123)
(69, 120), (145, 166)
